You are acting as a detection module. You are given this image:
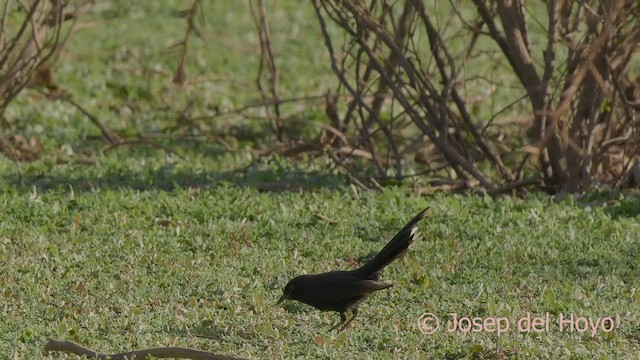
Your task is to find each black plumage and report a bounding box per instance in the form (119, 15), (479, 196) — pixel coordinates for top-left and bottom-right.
(277, 207), (430, 331)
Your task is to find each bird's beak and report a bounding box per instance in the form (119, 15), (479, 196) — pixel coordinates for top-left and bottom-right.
(276, 293), (290, 305)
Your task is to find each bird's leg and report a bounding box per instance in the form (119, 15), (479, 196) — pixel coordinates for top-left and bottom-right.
(329, 312), (347, 331)
(338, 308), (359, 332)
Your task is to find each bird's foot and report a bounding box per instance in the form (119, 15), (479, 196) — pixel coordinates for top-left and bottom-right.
(329, 312), (348, 331)
(333, 309), (358, 332)
(329, 321), (345, 331)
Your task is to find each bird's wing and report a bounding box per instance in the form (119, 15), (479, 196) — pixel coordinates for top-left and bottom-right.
(309, 274), (391, 299)
(350, 279), (393, 294)
(291, 272), (395, 311)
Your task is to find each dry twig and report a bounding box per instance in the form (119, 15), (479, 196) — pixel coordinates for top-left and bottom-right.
(44, 337), (249, 360)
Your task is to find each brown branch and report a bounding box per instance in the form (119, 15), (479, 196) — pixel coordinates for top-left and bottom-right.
(527, 3), (621, 154)
(102, 139), (185, 159)
(189, 94), (327, 122)
(52, 92), (123, 145)
(314, 212), (339, 224)
(309, 0), (640, 194)
(487, 175), (541, 196)
(0, 0), (11, 51)
(249, 0), (283, 141)
(170, 0), (204, 85)
(318, 1), (497, 191)
(0, 0), (95, 112)
(413, 0), (514, 182)
(0, 0), (58, 113)
(44, 337), (250, 360)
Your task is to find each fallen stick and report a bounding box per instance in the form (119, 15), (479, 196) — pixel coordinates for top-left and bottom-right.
(44, 337), (250, 360)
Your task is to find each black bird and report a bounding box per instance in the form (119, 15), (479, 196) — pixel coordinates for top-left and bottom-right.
(277, 207), (430, 331)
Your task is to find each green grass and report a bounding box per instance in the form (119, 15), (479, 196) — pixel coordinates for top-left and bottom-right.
(3, 0), (335, 153)
(1, 163), (639, 358)
(2, 1), (640, 359)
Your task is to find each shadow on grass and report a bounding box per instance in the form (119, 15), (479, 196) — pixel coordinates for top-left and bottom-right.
(602, 194), (640, 219)
(2, 160), (349, 194)
(0, 133), (358, 192)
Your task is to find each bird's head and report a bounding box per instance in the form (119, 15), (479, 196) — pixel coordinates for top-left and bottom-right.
(276, 276), (305, 304)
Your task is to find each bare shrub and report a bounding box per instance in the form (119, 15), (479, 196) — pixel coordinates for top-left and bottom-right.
(0, 0), (92, 116)
(308, 0), (640, 194)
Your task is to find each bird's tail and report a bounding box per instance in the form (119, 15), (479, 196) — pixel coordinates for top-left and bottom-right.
(354, 206), (430, 279)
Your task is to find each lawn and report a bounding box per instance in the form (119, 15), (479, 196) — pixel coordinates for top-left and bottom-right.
(1, 166), (639, 359)
(1, 1), (640, 359)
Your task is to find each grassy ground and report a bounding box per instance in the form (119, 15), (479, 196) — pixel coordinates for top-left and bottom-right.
(1, 166), (640, 359)
(2, 1), (640, 359)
